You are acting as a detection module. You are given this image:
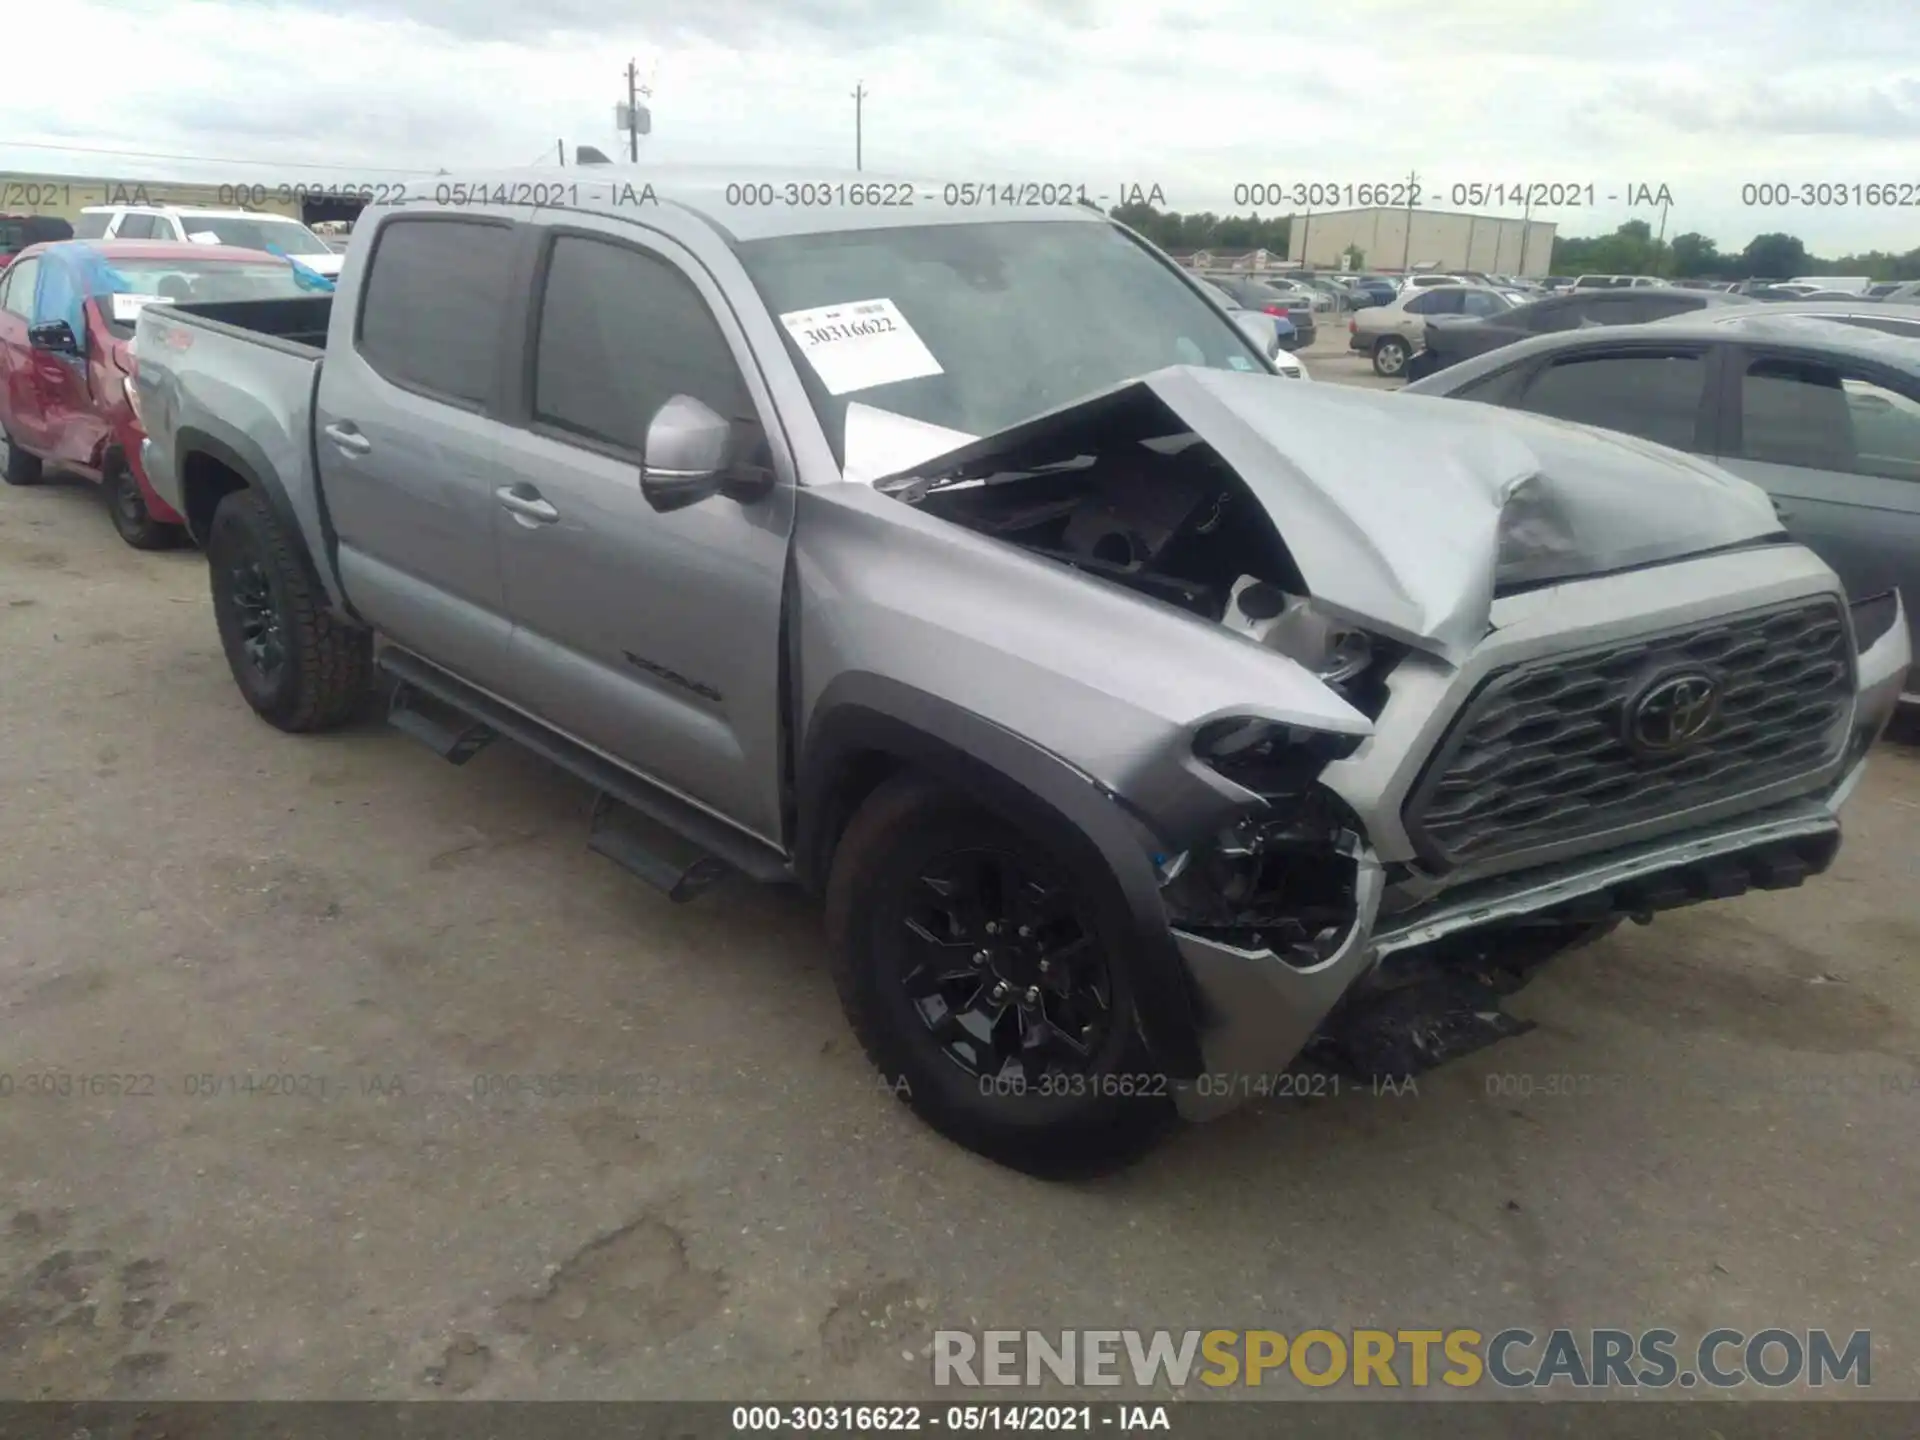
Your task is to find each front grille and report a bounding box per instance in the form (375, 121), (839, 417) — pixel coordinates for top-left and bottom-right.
(1404, 597), (1852, 869)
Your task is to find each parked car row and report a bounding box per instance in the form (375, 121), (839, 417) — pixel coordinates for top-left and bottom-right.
(0, 237), (323, 546)
(1405, 306), (1920, 670)
(5, 169), (1908, 1177)
(1202, 274), (1318, 348)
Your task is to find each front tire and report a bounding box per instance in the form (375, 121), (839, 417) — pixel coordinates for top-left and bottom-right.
(1372, 336), (1411, 377)
(107, 466), (180, 550)
(207, 488), (371, 732)
(825, 776), (1175, 1178)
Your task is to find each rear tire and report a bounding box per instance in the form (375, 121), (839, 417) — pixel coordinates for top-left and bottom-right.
(1372, 336), (1410, 377)
(207, 487), (371, 732)
(107, 466), (180, 550)
(2, 435), (42, 486)
(824, 775), (1176, 1179)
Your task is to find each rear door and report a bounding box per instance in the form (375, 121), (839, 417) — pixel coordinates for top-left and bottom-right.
(1712, 344), (1920, 628)
(486, 221), (796, 844)
(314, 212), (524, 694)
(1402, 288), (1462, 338)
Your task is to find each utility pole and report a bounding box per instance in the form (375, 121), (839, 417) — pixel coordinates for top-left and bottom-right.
(1518, 192), (1532, 276)
(1400, 170), (1419, 272)
(627, 59), (641, 162)
(1655, 197), (1670, 274)
(557, 139), (565, 167)
(852, 82), (866, 170)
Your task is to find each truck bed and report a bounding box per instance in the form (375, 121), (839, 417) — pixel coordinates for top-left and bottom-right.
(154, 295), (333, 353)
(132, 294), (332, 558)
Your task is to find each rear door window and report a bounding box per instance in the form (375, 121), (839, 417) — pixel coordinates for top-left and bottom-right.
(1740, 355), (1920, 482)
(356, 217), (517, 408)
(1515, 348), (1709, 450)
(71, 213), (112, 240)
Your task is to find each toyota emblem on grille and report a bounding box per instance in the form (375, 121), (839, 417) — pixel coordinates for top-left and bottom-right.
(1625, 671), (1721, 755)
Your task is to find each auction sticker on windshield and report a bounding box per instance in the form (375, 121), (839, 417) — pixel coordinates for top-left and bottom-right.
(110, 293), (163, 322)
(778, 298), (942, 396)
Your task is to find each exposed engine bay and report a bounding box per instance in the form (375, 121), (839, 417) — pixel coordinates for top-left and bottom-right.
(895, 432), (1395, 710)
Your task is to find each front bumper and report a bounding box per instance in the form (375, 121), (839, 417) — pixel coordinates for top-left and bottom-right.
(1169, 586), (1909, 1120)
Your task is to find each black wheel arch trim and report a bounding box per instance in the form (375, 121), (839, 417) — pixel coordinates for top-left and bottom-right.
(176, 424), (357, 624)
(797, 671), (1205, 1078)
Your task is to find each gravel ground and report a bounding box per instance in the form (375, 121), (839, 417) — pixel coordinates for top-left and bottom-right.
(1, 416), (1915, 1403)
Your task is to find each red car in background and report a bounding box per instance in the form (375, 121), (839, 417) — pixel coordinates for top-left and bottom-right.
(0, 239), (314, 548)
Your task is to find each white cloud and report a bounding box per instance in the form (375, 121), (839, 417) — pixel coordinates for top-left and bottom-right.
(3, 0), (1918, 253)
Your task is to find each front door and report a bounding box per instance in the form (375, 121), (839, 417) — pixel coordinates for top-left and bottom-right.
(488, 224), (796, 845)
(34, 297), (107, 474)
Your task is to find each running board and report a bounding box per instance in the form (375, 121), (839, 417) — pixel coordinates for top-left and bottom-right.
(376, 647), (793, 896)
(588, 793), (731, 903)
(388, 680), (498, 764)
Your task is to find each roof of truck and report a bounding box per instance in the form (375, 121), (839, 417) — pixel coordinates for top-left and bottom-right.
(405, 166), (1114, 243)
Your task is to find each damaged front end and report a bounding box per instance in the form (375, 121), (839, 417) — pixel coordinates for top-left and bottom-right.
(862, 362), (1876, 1120)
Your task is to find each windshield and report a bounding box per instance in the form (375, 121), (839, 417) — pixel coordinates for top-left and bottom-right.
(736, 219), (1266, 467)
(176, 215), (331, 256)
(99, 260), (314, 324)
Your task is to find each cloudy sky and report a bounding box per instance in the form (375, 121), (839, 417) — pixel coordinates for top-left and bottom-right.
(4, 0), (1918, 255)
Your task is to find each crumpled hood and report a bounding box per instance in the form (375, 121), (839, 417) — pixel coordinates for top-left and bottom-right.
(876, 365), (1784, 660)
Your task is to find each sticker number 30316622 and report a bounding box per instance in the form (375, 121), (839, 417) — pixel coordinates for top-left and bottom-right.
(779, 298), (943, 397)
(804, 316), (897, 344)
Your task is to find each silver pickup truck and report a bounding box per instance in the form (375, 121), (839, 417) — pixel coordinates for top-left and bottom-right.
(132, 168), (1909, 1177)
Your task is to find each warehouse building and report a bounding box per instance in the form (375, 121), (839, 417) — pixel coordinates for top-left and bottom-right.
(1289, 206), (1558, 277)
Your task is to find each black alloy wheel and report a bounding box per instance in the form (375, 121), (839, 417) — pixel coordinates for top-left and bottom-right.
(893, 844), (1114, 1085)
(824, 776), (1175, 1178)
(227, 555), (287, 686)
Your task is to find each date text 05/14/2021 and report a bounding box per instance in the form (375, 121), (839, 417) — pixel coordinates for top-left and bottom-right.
(206, 180), (660, 209)
(729, 1404), (1172, 1433)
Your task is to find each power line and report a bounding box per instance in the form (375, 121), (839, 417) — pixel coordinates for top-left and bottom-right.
(0, 138), (432, 174)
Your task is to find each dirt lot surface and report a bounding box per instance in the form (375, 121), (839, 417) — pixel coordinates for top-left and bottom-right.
(2, 427), (1916, 1402)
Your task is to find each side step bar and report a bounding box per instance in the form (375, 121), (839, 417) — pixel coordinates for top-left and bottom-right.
(378, 647), (792, 900)
(387, 679), (498, 764)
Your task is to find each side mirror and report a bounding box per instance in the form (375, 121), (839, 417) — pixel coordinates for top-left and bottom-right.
(640, 394), (775, 514)
(28, 320), (80, 355)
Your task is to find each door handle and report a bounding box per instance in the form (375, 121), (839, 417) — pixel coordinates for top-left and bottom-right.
(496, 486), (559, 525)
(323, 422), (371, 456)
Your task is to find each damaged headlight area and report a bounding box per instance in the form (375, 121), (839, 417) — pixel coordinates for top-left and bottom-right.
(1162, 749), (1368, 969)
(1223, 577), (1375, 687)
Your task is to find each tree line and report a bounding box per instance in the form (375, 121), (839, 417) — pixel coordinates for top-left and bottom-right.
(1106, 202), (1920, 281)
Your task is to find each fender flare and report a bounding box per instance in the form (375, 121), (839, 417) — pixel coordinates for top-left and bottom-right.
(175, 424), (344, 612)
(796, 672), (1205, 1078)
